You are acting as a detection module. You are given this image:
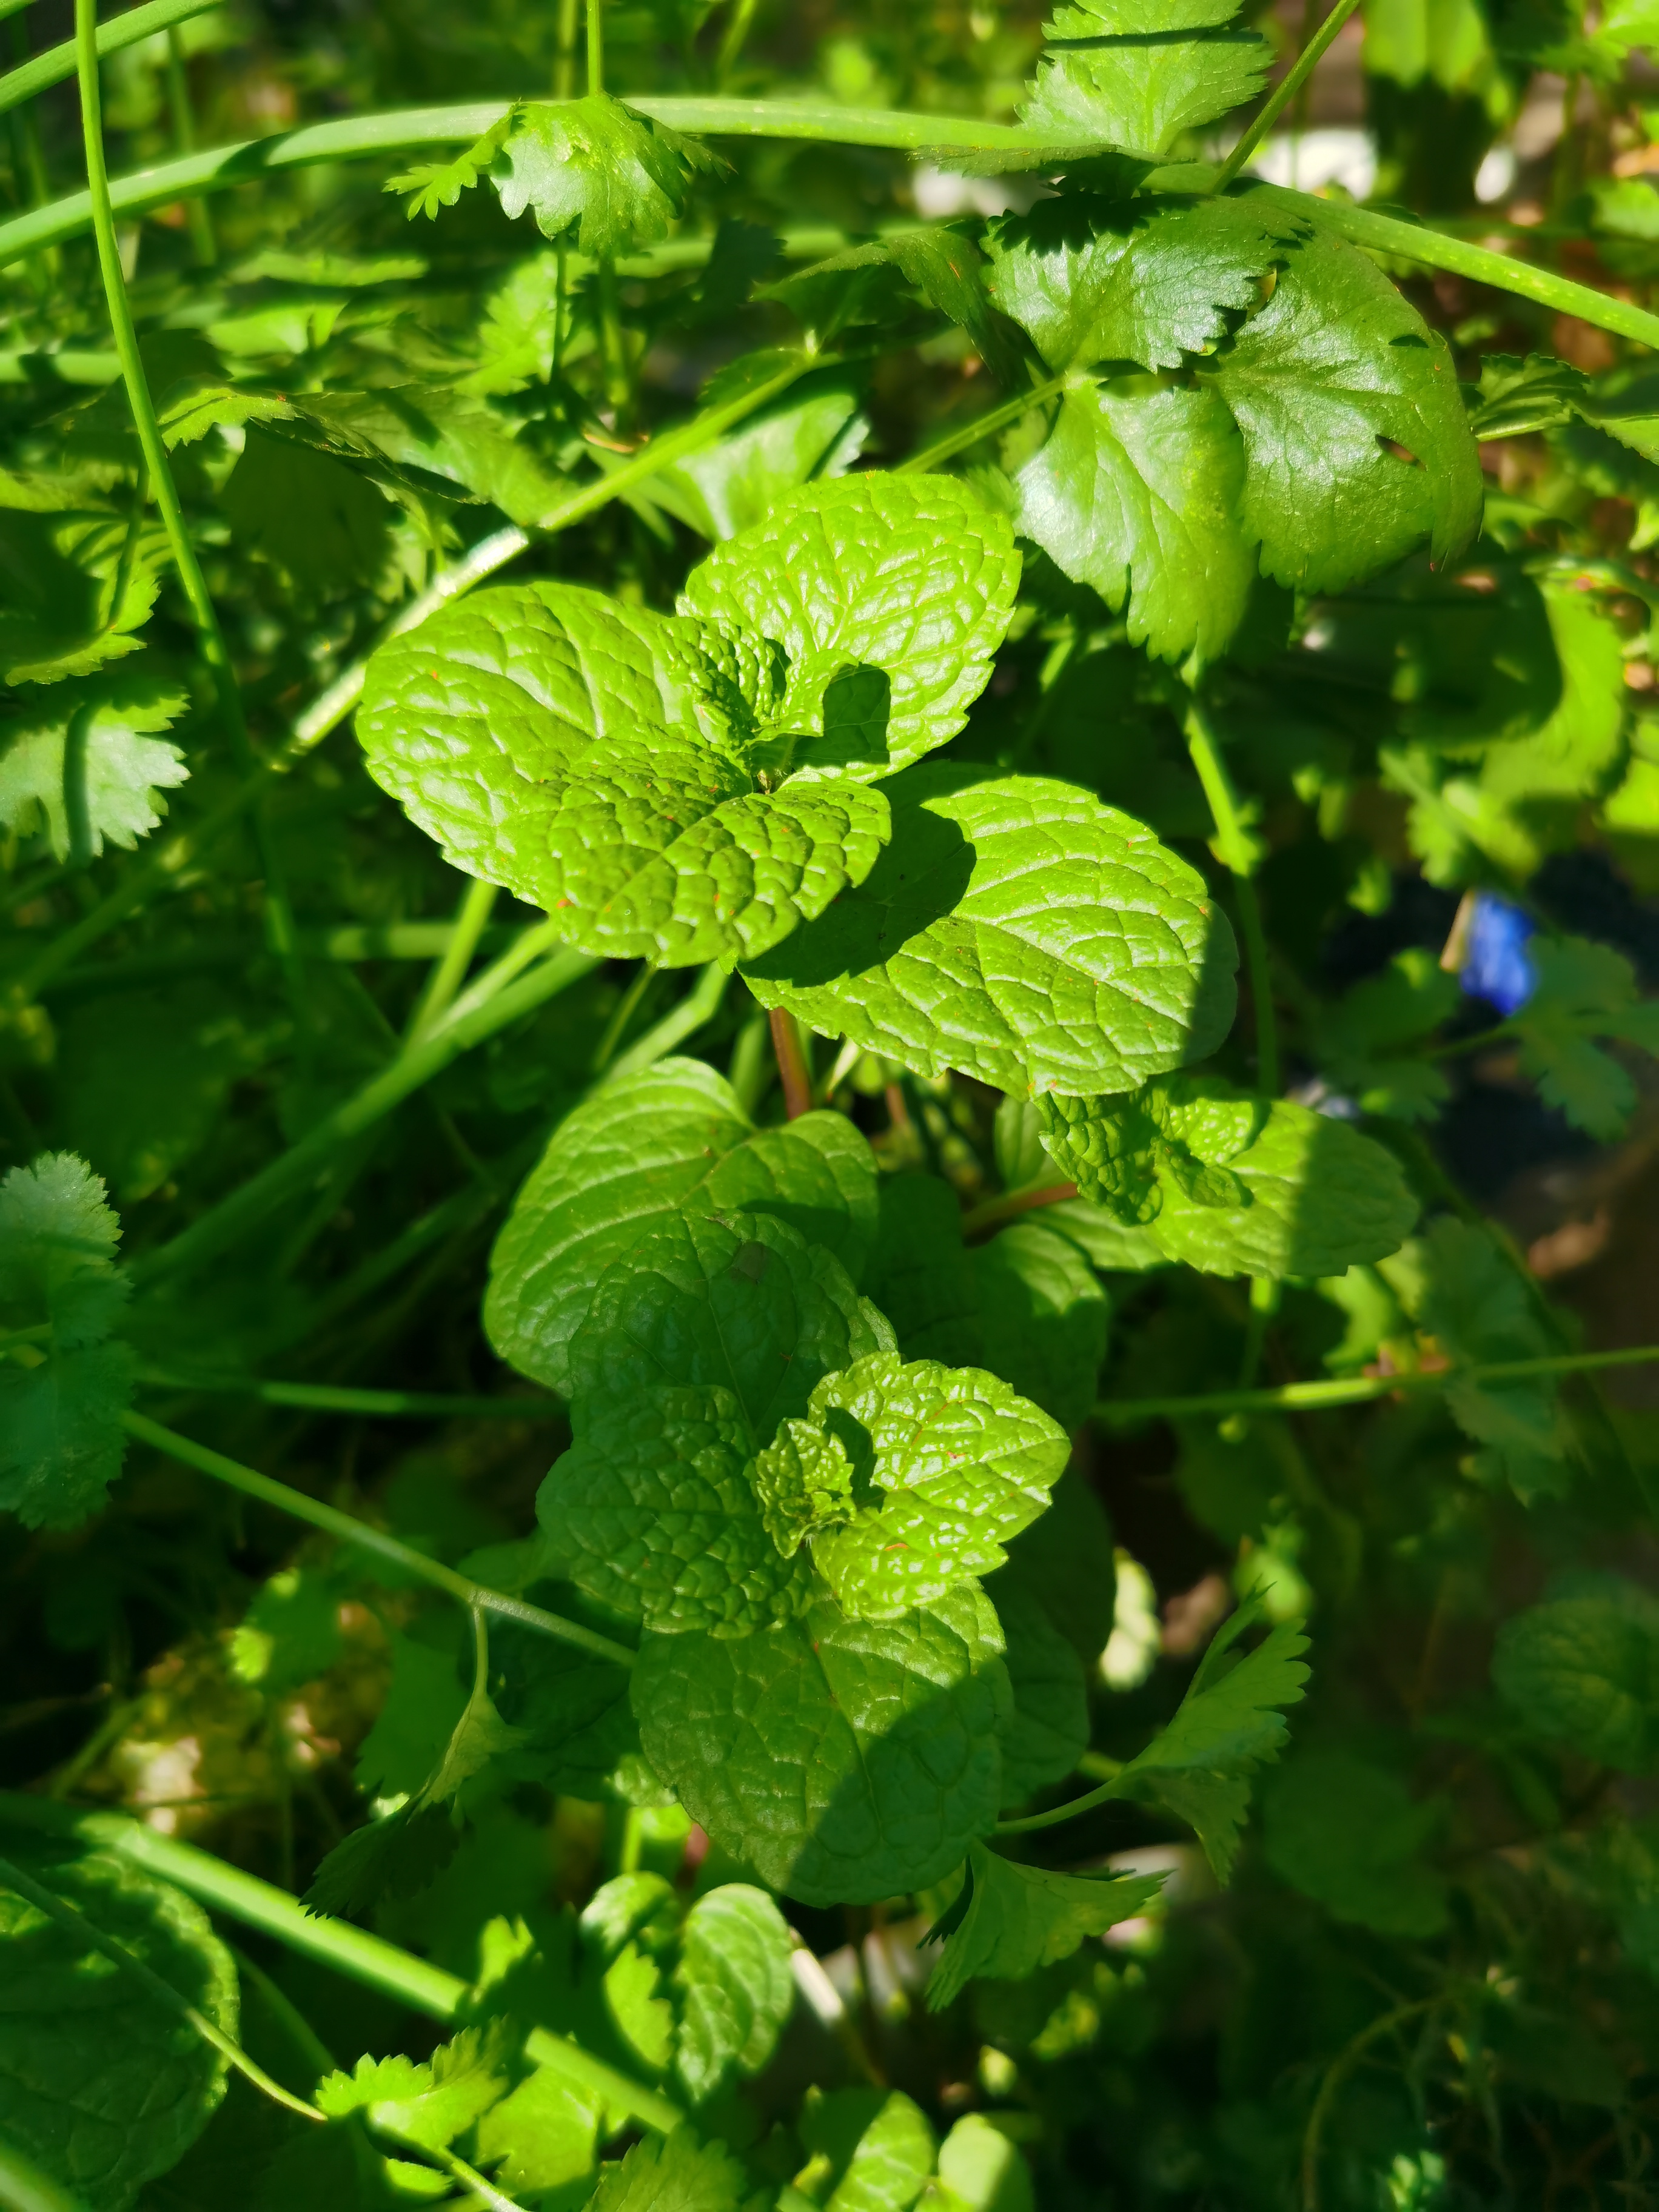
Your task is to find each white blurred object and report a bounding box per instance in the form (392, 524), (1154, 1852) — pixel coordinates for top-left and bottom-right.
(911, 164), (1037, 219)
(1476, 146), (1518, 203)
(1246, 127), (1377, 199)
(1101, 1548), (1161, 1692)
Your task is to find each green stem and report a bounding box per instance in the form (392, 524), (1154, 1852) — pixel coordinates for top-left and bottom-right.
(1, 0), (220, 118)
(586, 0), (603, 93)
(554, 0), (580, 98)
(715, 0), (761, 85)
(1184, 697), (1278, 1095)
(590, 960), (655, 1075)
(1094, 1342), (1659, 1424)
(1215, 0), (1362, 190)
(135, 1374), (561, 1419)
(0, 1795), (682, 2133)
(163, 24), (215, 266)
(0, 1854), (325, 2125)
(0, 2133), (94, 2212)
(898, 370), (1068, 473)
(1301, 2000), (1439, 2212)
(405, 877), (497, 1042)
(119, 1411), (635, 1666)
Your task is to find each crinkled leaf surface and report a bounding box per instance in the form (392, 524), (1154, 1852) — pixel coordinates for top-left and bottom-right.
(677, 474), (1021, 779)
(0, 1846), (237, 2211)
(537, 1383), (812, 1635)
(925, 1841), (1165, 2011)
(744, 765), (1238, 1097)
(491, 98), (720, 257)
(0, 672), (189, 862)
(1021, 0), (1272, 153)
(567, 1208), (888, 1442)
(486, 1057), (877, 1392)
(1493, 1587), (1659, 1772)
(1201, 225), (1483, 591)
(632, 1584), (1011, 1904)
(672, 1885), (795, 2102)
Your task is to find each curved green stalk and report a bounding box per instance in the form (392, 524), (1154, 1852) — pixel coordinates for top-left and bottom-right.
(0, 2134), (94, 2212)
(1183, 697), (1278, 1096)
(898, 369), (1069, 474)
(135, 1373), (561, 1419)
(0, 0), (220, 118)
(119, 1412), (636, 1666)
(1215, 0), (1363, 190)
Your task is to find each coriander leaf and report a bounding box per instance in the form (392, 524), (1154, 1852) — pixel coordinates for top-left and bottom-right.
(1313, 946), (1462, 1122)
(387, 109), (515, 219)
(568, 1208), (888, 1443)
(473, 2068), (600, 2199)
(1011, 377), (1258, 665)
(1200, 227), (1483, 592)
(1511, 935), (1659, 1141)
(799, 2088), (936, 2212)
(358, 581), (888, 966)
(672, 1885), (795, 2102)
(229, 1567), (344, 1697)
(537, 1383), (812, 1635)
(971, 1220), (1108, 1430)
(768, 1350), (1069, 1619)
(315, 2025), (511, 2151)
(677, 474), (1021, 779)
(0, 672), (189, 863)
(768, 230), (1017, 377)
(0, 1845), (238, 2211)
(743, 764), (1239, 1098)
(0, 1344), (137, 1536)
(222, 429), (392, 597)
(0, 509), (161, 686)
(924, 1841), (1165, 2011)
(1020, 0), (1272, 153)
(584, 2125), (760, 2212)
(632, 1584), (1012, 1904)
(491, 97), (722, 258)
(1261, 1748), (1449, 1938)
(989, 1578), (1091, 1806)
(1492, 1587), (1659, 1772)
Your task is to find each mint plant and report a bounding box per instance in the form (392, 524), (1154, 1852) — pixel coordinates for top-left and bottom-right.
(7, 0), (1659, 2203)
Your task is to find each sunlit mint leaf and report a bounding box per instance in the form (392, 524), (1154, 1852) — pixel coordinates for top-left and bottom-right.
(923, 1840), (1166, 2010)
(677, 474), (1022, 780)
(0, 672), (189, 862)
(1021, 0), (1270, 153)
(486, 1058), (877, 1395)
(1261, 1748), (1449, 1938)
(633, 1583), (1011, 1905)
(743, 764), (1238, 1098)
(797, 2089), (936, 2212)
(583, 2125), (762, 2212)
(0, 1154), (135, 1530)
(0, 1845), (238, 2210)
(755, 1350), (1069, 1620)
(568, 1208), (889, 1444)
(358, 579), (888, 967)
(0, 509), (163, 685)
(1039, 1076), (1419, 1278)
(672, 1885), (795, 2102)
(491, 97), (723, 258)
(1492, 1581), (1659, 1772)
(315, 2025), (512, 2151)
(537, 1382), (813, 1635)
(1200, 226), (1483, 591)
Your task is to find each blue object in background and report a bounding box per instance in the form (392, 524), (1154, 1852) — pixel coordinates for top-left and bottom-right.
(1460, 891), (1537, 1016)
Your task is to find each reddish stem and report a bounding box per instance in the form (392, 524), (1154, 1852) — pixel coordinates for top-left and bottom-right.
(960, 1181), (1078, 1240)
(769, 1007), (814, 1119)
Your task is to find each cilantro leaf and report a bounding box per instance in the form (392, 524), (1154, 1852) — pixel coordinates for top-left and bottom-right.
(0, 508), (161, 686)
(743, 764), (1239, 1097)
(1510, 935), (1659, 1141)
(677, 474), (1021, 780)
(1492, 1586), (1659, 1772)
(537, 1383), (813, 1635)
(632, 1584), (1011, 1903)
(923, 1840), (1166, 2011)
(758, 1350), (1068, 1620)
(1200, 226), (1483, 592)
(486, 1057), (876, 1394)
(1261, 1748), (1449, 1938)
(1313, 947), (1463, 1122)
(474, 2067), (600, 2199)
(0, 1845), (238, 2211)
(315, 2024), (511, 2150)
(0, 672), (189, 863)
(672, 1885), (795, 2102)
(1020, 0), (1272, 154)
(493, 98), (721, 257)
(568, 1208), (888, 1443)
(0, 1154), (136, 1530)
(583, 2126), (762, 2212)
(386, 109), (516, 220)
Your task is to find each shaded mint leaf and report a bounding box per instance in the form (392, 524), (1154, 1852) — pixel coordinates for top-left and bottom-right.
(1021, 0), (1272, 154)
(315, 2025), (511, 2151)
(744, 765), (1238, 1098)
(678, 474), (1021, 780)
(0, 672), (189, 862)
(568, 1208), (888, 1443)
(1261, 1748), (1449, 1938)
(924, 1840), (1165, 2011)
(354, 1627), (468, 1800)
(537, 1383), (812, 1635)
(221, 429), (392, 598)
(863, 1175), (982, 1370)
(492, 98), (721, 257)
(989, 1578), (1091, 1806)
(971, 1220), (1108, 1430)
(1492, 1586), (1659, 1772)
(489, 1624), (640, 1802)
(673, 1885), (795, 2102)
(991, 1464), (1118, 1669)
(1201, 226), (1483, 591)
(633, 1584), (1011, 1904)
(229, 1567), (344, 1697)
(0, 1846), (238, 2211)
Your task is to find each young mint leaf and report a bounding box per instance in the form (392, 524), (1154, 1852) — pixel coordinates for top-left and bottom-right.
(677, 474), (1021, 779)
(632, 1584), (1011, 1903)
(1200, 229), (1483, 592)
(583, 2125), (762, 2212)
(315, 2024), (512, 2150)
(989, 1579), (1091, 1806)
(0, 1154), (136, 1530)
(1492, 1586), (1659, 1772)
(672, 1885), (795, 2103)
(568, 1208), (889, 1443)
(0, 672), (189, 862)
(771, 1350), (1070, 1620)
(537, 1383), (813, 1635)
(491, 98), (722, 257)
(750, 1415), (855, 1558)
(0, 1846), (238, 2211)
(1019, 0), (1272, 153)
(1011, 378), (1258, 665)
(797, 2088), (936, 2212)
(743, 763), (1239, 1098)
(1261, 1748), (1449, 1938)
(923, 1841), (1166, 2011)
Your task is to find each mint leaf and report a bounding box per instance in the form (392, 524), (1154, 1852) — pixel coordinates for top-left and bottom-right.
(354, 1627), (468, 1800)
(1492, 1587), (1659, 1772)
(744, 765), (1239, 1097)
(1201, 228), (1483, 592)
(678, 474), (1021, 780)
(492, 98), (721, 256)
(864, 1174), (983, 1370)
(924, 1841), (1166, 2011)
(1020, 0), (1272, 154)
(537, 1384), (812, 1635)
(1261, 1748), (1449, 1938)
(0, 672), (189, 862)
(652, 372), (869, 543)
(0, 1154), (136, 1530)
(971, 1220), (1108, 1430)
(568, 1208), (888, 1442)
(632, 1584), (1011, 1903)
(990, 1578), (1091, 1806)
(490, 1622), (639, 1801)
(486, 1058), (875, 1393)
(229, 1567), (344, 1697)
(991, 1464), (1119, 1668)
(0, 1846), (238, 2211)
(673, 1885), (795, 2102)
(936, 2114), (1037, 2212)
(315, 2025), (511, 2150)
(798, 2088), (936, 2212)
